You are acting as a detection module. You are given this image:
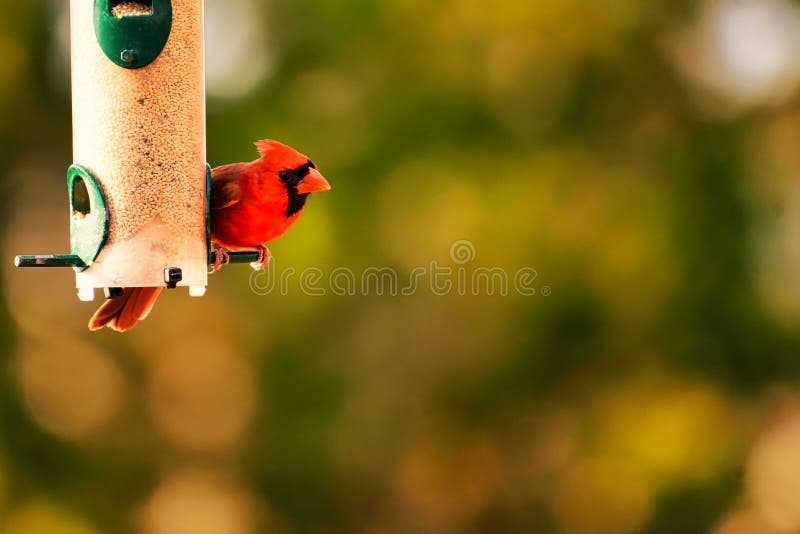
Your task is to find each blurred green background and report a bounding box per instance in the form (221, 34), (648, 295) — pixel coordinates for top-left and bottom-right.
(4, 0), (800, 532)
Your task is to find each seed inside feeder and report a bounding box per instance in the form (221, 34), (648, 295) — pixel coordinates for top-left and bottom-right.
(111, 1), (152, 18)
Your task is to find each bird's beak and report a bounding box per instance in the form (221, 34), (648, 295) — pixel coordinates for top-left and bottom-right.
(297, 168), (331, 194)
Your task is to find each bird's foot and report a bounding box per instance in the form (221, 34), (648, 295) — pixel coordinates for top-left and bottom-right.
(250, 245), (271, 271)
(209, 244), (230, 273)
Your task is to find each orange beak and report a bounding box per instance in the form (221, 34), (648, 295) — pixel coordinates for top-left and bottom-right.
(297, 168), (331, 194)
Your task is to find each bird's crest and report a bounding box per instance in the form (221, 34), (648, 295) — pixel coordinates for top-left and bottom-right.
(254, 139), (310, 170)
(255, 139), (290, 158)
(253, 139), (297, 159)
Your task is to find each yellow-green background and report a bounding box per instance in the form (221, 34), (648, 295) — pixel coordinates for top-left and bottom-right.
(1, 1), (800, 533)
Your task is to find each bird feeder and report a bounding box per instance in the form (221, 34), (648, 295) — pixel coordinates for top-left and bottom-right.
(14, 0), (258, 300)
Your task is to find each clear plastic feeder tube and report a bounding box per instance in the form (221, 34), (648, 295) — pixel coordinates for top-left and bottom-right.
(70, 0), (207, 291)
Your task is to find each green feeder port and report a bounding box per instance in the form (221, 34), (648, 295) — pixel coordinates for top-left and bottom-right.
(94, 0), (172, 69)
(68, 164), (109, 270)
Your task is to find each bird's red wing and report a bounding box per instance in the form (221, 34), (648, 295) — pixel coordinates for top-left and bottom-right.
(210, 163), (246, 210)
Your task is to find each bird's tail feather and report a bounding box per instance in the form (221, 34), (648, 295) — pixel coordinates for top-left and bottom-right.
(88, 287), (163, 332)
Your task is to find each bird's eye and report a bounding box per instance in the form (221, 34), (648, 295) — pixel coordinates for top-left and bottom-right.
(279, 170), (292, 183)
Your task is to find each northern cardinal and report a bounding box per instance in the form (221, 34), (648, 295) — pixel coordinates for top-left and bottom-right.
(88, 139), (330, 332)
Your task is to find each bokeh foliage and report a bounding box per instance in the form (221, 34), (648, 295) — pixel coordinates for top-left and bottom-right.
(2, 0), (800, 533)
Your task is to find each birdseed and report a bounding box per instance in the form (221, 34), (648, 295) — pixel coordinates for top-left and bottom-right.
(111, 1), (152, 17)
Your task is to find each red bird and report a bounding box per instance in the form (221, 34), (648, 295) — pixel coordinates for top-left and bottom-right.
(88, 139), (330, 332)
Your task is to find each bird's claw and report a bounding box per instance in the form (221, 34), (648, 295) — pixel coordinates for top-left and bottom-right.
(250, 245), (271, 271)
(210, 245), (230, 273)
